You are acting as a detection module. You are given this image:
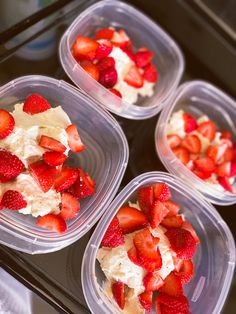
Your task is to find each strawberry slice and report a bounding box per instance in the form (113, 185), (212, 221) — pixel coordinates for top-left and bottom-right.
(137, 185), (154, 216)
(80, 60), (100, 81)
(99, 67), (118, 88)
(127, 246), (141, 266)
(218, 176), (234, 193)
(172, 257), (184, 272)
(219, 146), (234, 164)
(143, 272), (164, 292)
(95, 39), (113, 59)
(95, 28), (114, 40)
(153, 183), (171, 202)
(181, 134), (201, 154)
(120, 46), (136, 62)
(164, 200), (181, 217)
(43, 151), (67, 166)
(29, 160), (57, 192)
(230, 161), (236, 177)
(116, 206), (148, 234)
(134, 228), (161, 261)
(233, 144), (236, 161)
(65, 124), (85, 153)
(183, 112), (197, 133)
(161, 215), (184, 229)
(0, 150), (24, 182)
(159, 272), (183, 297)
(0, 190), (27, 210)
(194, 156), (216, 174)
(221, 130), (232, 140)
(157, 293), (189, 312)
(54, 166), (78, 192)
(175, 259), (194, 285)
(112, 281), (125, 310)
(139, 250), (162, 272)
(110, 88), (122, 98)
(39, 135), (66, 153)
(23, 94), (51, 115)
(0, 109), (15, 139)
(150, 200), (169, 229)
(71, 168), (96, 198)
(197, 120), (216, 141)
(36, 214), (67, 234)
(135, 49), (153, 68)
(101, 217), (124, 248)
(138, 291), (153, 312)
(172, 147), (190, 165)
(112, 29), (131, 49)
(60, 192), (80, 220)
(215, 161), (231, 177)
(72, 36), (98, 61)
(167, 134), (181, 149)
(207, 144), (227, 164)
(124, 64), (143, 88)
(143, 63), (158, 83)
(97, 56), (115, 72)
(192, 168), (212, 180)
(181, 221), (200, 244)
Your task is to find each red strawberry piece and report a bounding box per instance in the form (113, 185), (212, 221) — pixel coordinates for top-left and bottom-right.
(143, 272), (164, 292)
(95, 28), (114, 40)
(71, 168), (96, 198)
(167, 134), (181, 149)
(0, 109), (15, 139)
(139, 249), (162, 272)
(39, 135), (66, 153)
(112, 29), (131, 49)
(207, 144), (227, 164)
(215, 161), (231, 177)
(54, 166), (78, 192)
(220, 130), (232, 140)
(134, 228), (161, 261)
(172, 147), (190, 165)
(165, 228), (196, 260)
(36, 213), (67, 234)
(175, 259), (194, 285)
(164, 200), (181, 217)
(197, 120), (216, 141)
(60, 192), (80, 220)
(23, 94), (51, 115)
(218, 176), (234, 193)
(161, 215), (184, 229)
(112, 281), (125, 310)
(65, 124), (85, 153)
(143, 63), (158, 83)
(157, 293), (189, 311)
(116, 206), (148, 234)
(173, 257), (184, 272)
(43, 151), (67, 167)
(138, 291), (153, 312)
(181, 221), (200, 244)
(101, 217), (124, 248)
(183, 112), (197, 133)
(192, 168), (212, 180)
(194, 156), (216, 174)
(0, 150), (24, 182)
(99, 66), (118, 88)
(84, 172), (96, 187)
(110, 88), (122, 98)
(28, 160), (57, 192)
(150, 200), (169, 229)
(80, 60), (100, 81)
(95, 39), (113, 59)
(230, 161), (236, 177)
(181, 134), (201, 154)
(127, 246), (141, 266)
(137, 185), (154, 216)
(135, 49), (154, 68)
(155, 297), (162, 314)
(72, 36), (98, 61)
(0, 190), (27, 210)
(219, 146), (234, 164)
(97, 56), (115, 72)
(153, 183), (171, 202)
(120, 46), (136, 62)
(159, 271), (183, 297)
(233, 144), (236, 161)
(124, 64), (143, 88)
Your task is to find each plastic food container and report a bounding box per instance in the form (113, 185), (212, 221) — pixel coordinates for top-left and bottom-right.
(155, 80), (236, 206)
(59, 0), (184, 120)
(0, 75), (129, 254)
(82, 172), (235, 314)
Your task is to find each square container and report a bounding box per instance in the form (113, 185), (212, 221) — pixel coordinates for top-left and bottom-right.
(0, 75), (129, 254)
(82, 172), (235, 314)
(155, 80), (236, 205)
(59, 0), (184, 120)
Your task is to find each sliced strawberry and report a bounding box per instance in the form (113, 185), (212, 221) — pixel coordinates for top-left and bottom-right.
(60, 192), (80, 220)
(219, 146), (234, 163)
(101, 217), (124, 248)
(112, 29), (131, 49)
(155, 297), (162, 314)
(157, 293), (189, 311)
(172, 257), (184, 272)
(0, 109), (15, 139)
(207, 144), (228, 164)
(95, 39), (113, 59)
(134, 228), (161, 261)
(0, 150), (24, 182)
(135, 49), (153, 68)
(137, 185), (154, 216)
(116, 206), (148, 234)
(29, 160), (57, 192)
(172, 147), (190, 165)
(161, 215), (184, 229)
(80, 60), (100, 81)
(164, 200), (181, 217)
(218, 176), (234, 193)
(124, 64), (143, 88)
(112, 281), (125, 310)
(120, 46), (136, 62)
(110, 88), (122, 98)
(215, 161), (231, 177)
(183, 112), (197, 133)
(71, 168), (96, 198)
(97, 56), (115, 72)
(165, 228), (196, 260)
(233, 144), (236, 161)
(54, 166), (78, 192)
(220, 130), (232, 140)
(143, 63), (158, 83)
(138, 291), (153, 312)
(43, 151), (67, 166)
(143, 272), (164, 292)
(23, 94), (51, 115)
(0, 190), (27, 210)
(127, 246), (141, 266)
(159, 271), (183, 297)
(84, 172), (96, 187)
(39, 135), (66, 153)
(72, 36), (98, 61)
(167, 134), (181, 149)
(197, 120), (216, 141)
(65, 124), (85, 153)
(181, 134), (201, 154)
(181, 221), (200, 244)
(150, 200), (169, 228)
(153, 183), (171, 202)
(36, 214), (67, 234)
(230, 161), (236, 177)
(99, 66), (118, 88)
(139, 249), (162, 272)
(175, 259), (194, 285)
(95, 28), (114, 40)
(192, 168), (212, 180)
(194, 156), (216, 174)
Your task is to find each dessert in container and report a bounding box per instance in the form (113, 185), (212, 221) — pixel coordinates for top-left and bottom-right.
(82, 171), (235, 314)
(0, 75), (129, 254)
(155, 80), (236, 206)
(59, 0), (184, 120)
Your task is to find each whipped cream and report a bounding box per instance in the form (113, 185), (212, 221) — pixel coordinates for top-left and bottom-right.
(166, 109), (186, 138)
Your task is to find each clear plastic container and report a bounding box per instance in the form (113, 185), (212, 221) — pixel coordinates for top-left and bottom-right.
(59, 0), (184, 120)
(155, 80), (236, 205)
(0, 75), (129, 254)
(81, 171), (235, 314)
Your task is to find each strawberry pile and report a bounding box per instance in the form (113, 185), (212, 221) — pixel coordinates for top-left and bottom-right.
(100, 182), (199, 313)
(167, 111), (236, 193)
(0, 94), (96, 233)
(72, 27), (158, 97)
